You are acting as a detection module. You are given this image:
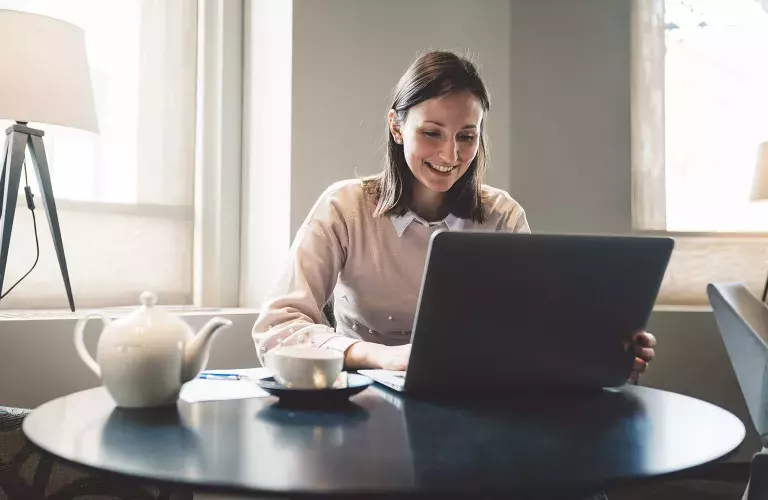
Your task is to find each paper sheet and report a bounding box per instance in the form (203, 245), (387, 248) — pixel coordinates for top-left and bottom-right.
(180, 368), (272, 403)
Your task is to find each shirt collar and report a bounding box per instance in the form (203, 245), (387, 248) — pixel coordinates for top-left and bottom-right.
(390, 211), (464, 237)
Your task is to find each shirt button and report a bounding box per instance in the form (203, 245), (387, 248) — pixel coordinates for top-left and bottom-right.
(388, 316), (393, 321)
(368, 328), (373, 334)
(260, 346), (266, 352)
(289, 328), (295, 334)
(298, 335), (304, 342)
(341, 294), (348, 301)
(352, 323), (358, 331)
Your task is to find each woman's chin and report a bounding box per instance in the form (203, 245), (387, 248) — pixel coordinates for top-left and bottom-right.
(420, 178), (454, 193)
(420, 171), (458, 192)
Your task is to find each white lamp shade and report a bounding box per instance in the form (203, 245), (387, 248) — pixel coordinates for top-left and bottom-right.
(750, 142), (768, 202)
(0, 9), (98, 133)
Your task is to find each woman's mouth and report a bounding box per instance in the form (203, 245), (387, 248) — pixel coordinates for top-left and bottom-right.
(425, 161), (456, 174)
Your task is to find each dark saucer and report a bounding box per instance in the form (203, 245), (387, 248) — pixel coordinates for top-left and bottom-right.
(254, 373), (374, 406)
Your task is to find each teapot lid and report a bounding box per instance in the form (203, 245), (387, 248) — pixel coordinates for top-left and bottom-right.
(139, 291), (159, 308)
(118, 291), (191, 335)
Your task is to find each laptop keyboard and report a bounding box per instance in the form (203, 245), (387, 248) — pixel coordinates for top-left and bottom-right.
(358, 369), (406, 390)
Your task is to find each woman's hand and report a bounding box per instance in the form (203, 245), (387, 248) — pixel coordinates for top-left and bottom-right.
(629, 331), (656, 383)
(371, 344), (411, 371)
(345, 341), (411, 371)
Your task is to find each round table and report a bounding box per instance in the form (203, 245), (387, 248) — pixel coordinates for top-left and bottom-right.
(23, 384), (745, 498)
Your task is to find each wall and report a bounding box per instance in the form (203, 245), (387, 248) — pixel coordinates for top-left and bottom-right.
(507, 0), (632, 234)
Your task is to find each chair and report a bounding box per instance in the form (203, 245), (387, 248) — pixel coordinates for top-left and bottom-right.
(707, 282), (768, 500)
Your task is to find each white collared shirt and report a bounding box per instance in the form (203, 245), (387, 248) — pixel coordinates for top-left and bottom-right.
(389, 211), (464, 237)
(252, 179), (530, 363)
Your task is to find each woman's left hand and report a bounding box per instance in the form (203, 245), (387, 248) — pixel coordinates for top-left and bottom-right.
(629, 331), (656, 383)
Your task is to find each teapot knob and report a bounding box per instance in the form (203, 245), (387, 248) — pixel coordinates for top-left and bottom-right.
(139, 291), (158, 307)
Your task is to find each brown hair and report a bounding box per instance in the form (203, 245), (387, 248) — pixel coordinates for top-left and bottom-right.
(363, 50), (491, 223)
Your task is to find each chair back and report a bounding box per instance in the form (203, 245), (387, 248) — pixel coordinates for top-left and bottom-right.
(708, 283), (768, 438)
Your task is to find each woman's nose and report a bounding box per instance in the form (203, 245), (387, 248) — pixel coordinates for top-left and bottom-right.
(440, 139), (459, 164)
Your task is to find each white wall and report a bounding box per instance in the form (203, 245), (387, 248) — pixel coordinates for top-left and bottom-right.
(290, 0), (513, 237)
(507, 0), (632, 234)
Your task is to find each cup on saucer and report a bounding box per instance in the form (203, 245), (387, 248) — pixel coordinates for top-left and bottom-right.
(264, 346), (344, 389)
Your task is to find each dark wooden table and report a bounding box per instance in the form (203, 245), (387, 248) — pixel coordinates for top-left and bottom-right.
(23, 384), (745, 498)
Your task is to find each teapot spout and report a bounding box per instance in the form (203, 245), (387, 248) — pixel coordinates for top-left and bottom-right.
(182, 317), (233, 382)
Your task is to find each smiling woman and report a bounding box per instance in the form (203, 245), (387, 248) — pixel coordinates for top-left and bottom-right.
(368, 52), (492, 225)
(387, 92), (484, 220)
(251, 51), (531, 372)
(249, 51), (654, 392)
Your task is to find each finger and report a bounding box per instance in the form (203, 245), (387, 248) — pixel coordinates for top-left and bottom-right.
(633, 346), (655, 362)
(635, 331), (656, 348)
(633, 357), (648, 374)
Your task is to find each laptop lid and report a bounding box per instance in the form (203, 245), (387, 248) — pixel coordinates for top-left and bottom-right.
(404, 231), (674, 396)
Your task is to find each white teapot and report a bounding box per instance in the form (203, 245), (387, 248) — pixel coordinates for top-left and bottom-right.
(74, 291), (233, 408)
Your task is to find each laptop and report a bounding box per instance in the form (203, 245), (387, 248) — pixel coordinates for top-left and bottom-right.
(359, 231), (674, 397)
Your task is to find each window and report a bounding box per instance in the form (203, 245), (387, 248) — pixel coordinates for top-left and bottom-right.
(664, 0), (768, 232)
(0, 0), (197, 309)
(633, 0), (768, 306)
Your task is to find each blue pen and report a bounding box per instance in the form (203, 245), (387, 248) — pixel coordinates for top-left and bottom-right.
(199, 373), (243, 381)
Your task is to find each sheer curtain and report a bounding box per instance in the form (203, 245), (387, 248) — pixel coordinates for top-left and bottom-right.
(664, 0), (768, 232)
(0, 0), (197, 309)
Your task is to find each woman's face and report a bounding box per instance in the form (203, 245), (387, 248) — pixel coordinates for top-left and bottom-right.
(389, 92), (484, 195)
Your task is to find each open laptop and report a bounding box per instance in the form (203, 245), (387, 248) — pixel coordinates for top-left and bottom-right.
(359, 231), (674, 397)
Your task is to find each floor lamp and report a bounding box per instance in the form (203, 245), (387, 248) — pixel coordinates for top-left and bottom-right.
(750, 142), (768, 302)
(0, 10), (99, 311)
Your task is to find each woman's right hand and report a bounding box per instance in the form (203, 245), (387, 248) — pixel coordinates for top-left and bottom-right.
(345, 342), (411, 371)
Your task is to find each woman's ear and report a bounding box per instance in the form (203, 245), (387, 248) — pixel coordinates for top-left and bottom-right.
(387, 109), (403, 144)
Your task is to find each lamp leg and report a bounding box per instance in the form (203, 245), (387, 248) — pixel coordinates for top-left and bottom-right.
(0, 131), (27, 300)
(27, 135), (75, 312)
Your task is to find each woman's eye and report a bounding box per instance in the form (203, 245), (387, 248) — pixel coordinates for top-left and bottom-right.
(422, 130), (476, 142)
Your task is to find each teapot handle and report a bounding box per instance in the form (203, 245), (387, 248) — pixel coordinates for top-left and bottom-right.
(74, 314), (111, 378)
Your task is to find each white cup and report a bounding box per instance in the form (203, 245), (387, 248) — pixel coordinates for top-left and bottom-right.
(264, 346), (344, 389)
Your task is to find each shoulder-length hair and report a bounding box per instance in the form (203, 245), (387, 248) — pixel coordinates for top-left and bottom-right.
(363, 50), (491, 223)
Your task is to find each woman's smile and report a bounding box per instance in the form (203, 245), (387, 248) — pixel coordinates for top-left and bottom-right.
(424, 161), (457, 174)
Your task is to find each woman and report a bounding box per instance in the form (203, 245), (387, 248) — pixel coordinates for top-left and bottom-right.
(252, 50), (655, 379)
